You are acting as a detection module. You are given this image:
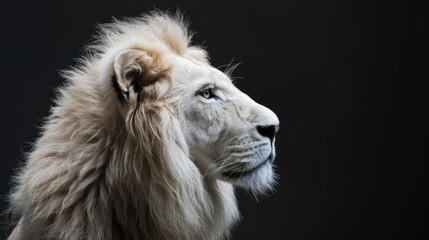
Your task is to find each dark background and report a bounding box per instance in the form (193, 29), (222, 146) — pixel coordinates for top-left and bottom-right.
(1, 0), (427, 239)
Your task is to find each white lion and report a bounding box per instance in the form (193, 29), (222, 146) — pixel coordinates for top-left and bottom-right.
(7, 11), (279, 240)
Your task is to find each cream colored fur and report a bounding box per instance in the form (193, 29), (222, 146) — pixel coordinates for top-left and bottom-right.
(7, 11), (279, 240)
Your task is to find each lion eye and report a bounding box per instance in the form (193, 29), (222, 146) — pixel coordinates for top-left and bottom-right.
(199, 88), (215, 99)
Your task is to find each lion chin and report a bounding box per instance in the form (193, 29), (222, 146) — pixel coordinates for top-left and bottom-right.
(7, 10), (279, 240)
(224, 159), (275, 195)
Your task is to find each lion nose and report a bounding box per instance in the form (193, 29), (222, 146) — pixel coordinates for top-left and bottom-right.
(256, 125), (278, 143)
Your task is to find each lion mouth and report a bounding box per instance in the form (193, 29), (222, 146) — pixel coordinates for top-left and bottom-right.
(222, 154), (273, 179)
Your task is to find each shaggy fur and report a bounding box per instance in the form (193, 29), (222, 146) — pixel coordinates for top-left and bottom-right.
(7, 11), (279, 240)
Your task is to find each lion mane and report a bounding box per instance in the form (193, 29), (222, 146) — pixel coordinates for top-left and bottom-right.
(7, 10), (279, 240)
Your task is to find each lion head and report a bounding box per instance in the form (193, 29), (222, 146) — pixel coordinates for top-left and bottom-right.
(109, 18), (279, 196)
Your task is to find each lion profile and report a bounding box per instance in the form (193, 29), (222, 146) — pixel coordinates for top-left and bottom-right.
(7, 10), (279, 240)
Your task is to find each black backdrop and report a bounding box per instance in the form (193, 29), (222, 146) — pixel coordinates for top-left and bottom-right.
(1, 0), (427, 239)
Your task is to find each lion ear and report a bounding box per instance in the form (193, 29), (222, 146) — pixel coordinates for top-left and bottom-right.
(113, 49), (162, 102)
